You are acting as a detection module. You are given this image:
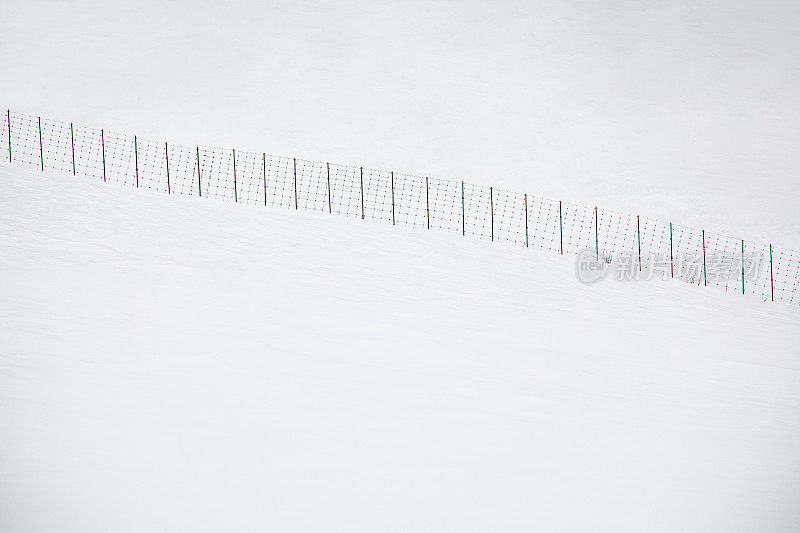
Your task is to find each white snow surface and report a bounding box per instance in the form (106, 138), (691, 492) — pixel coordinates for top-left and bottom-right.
(1, 163), (799, 532)
(2, 0), (800, 248)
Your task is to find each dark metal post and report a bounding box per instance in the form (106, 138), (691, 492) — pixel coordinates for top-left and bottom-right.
(741, 239), (745, 295)
(594, 206), (599, 260)
(262, 153), (267, 206)
(524, 193), (529, 247)
(669, 222), (674, 278)
(232, 148), (238, 202)
(702, 229), (707, 286)
(293, 157), (298, 210)
(425, 176), (430, 229)
(326, 162), (331, 213)
(196, 146), (202, 197)
(558, 200), (563, 255)
(490, 187), (494, 241)
(134, 135), (139, 187)
(38, 117), (43, 171)
(6, 109), (10, 162)
(461, 181), (465, 236)
(70, 122), (76, 175)
(390, 171), (395, 225)
(164, 142), (171, 194)
(359, 166), (364, 219)
(637, 215), (642, 271)
(101, 129), (106, 182)
(769, 244), (774, 301)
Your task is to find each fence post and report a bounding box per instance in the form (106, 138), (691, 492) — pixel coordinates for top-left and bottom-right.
(101, 129), (106, 182)
(594, 206), (599, 260)
(702, 229), (707, 286)
(741, 239), (745, 295)
(293, 157), (298, 210)
(6, 109), (10, 162)
(490, 187), (494, 241)
(38, 116), (43, 171)
(359, 166), (364, 219)
(637, 215), (641, 271)
(425, 176), (430, 229)
(391, 171), (395, 225)
(524, 193), (528, 247)
(134, 135), (139, 187)
(164, 142), (171, 194)
(558, 200), (563, 255)
(326, 162), (331, 213)
(196, 146), (202, 197)
(669, 222), (674, 278)
(232, 148), (238, 202)
(461, 181), (465, 236)
(70, 122), (75, 175)
(262, 153), (267, 206)
(769, 244), (774, 301)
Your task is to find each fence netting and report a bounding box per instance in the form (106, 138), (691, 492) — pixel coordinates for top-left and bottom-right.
(9, 111), (40, 169)
(393, 172), (427, 228)
(2, 107), (798, 307)
(526, 196), (561, 253)
(493, 189), (526, 246)
(40, 118), (73, 174)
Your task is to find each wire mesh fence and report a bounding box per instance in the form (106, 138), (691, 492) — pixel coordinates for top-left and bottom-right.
(2, 107), (798, 307)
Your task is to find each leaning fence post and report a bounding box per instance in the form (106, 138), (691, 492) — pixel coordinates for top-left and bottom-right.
(769, 244), (774, 301)
(461, 181), (465, 236)
(164, 142), (171, 194)
(262, 153), (267, 206)
(196, 146), (202, 197)
(101, 129), (106, 182)
(38, 116), (43, 171)
(702, 229), (707, 286)
(134, 135), (139, 187)
(6, 109), (10, 162)
(326, 162), (331, 213)
(425, 176), (430, 229)
(637, 215), (642, 271)
(524, 193), (529, 247)
(293, 158), (299, 210)
(490, 187), (494, 241)
(669, 222), (674, 278)
(390, 171), (395, 225)
(232, 148), (238, 202)
(359, 166), (364, 219)
(70, 122), (76, 175)
(558, 200), (563, 255)
(594, 206), (599, 260)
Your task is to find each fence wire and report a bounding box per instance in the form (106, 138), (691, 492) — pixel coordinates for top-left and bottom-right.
(3, 107), (798, 307)
(463, 183), (493, 241)
(393, 172), (427, 228)
(40, 118), (72, 174)
(493, 189), (526, 246)
(74, 125), (104, 181)
(561, 202), (595, 254)
(428, 178), (461, 234)
(166, 142), (200, 196)
(9, 111), (40, 169)
(527, 196), (561, 253)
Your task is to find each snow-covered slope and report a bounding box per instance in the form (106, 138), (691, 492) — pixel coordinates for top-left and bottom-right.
(1, 163), (799, 532)
(2, 0), (799, 248)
